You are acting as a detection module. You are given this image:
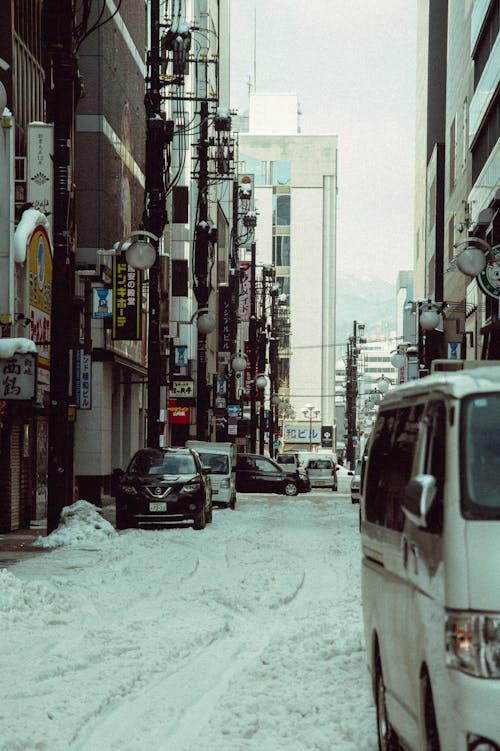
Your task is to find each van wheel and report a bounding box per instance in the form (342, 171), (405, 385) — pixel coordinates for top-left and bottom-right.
(229, 494), (236, 510)
(375, 657), (399, 751)
(422, 673), (440, 751)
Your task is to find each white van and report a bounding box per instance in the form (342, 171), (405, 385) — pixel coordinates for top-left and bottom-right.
(360, 366), (500, 751)
(185, 441), (236, 509)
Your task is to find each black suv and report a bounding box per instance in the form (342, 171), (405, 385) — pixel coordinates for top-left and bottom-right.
(112, 447), (213, 530)
(235, 453), (303, 496)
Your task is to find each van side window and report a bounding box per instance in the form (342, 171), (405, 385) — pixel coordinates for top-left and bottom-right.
(424, 401), (446, 532)
(365, 405), (423, 529)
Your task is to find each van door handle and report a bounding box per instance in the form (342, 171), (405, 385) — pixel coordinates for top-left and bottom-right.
(402, 536), (409, 568)
(410, 543), (419, 575)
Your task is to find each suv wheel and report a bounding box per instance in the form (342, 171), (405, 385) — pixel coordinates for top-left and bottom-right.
(115, 503), (129, 530)
(193, 504), (206, 530)
(284, 481), (298, 497)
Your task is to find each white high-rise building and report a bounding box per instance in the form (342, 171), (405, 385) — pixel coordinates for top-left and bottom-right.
(237, 93), (338, 445)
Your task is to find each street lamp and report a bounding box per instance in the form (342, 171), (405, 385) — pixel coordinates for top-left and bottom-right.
(453, 237), (496, 277)
(301, 404), (319, 452)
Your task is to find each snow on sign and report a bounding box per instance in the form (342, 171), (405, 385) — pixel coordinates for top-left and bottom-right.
(0, 352), (37, 400)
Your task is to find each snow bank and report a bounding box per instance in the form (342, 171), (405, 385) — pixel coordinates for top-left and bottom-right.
(0, 337), (37, 358)
(33, 499), (117, 549)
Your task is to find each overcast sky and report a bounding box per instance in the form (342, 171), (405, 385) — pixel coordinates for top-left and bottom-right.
(229, 0), (418, 285)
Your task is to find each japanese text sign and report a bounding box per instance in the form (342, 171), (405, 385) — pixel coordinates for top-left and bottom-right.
(112, 253), (142, 340)
(0, 353), (37, 400)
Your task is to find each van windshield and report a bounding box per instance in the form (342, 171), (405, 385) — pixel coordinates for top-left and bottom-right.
(197, 452), (229, 474)
(462, 394), (500, 519)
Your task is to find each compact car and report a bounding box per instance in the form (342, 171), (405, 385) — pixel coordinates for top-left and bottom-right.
(303, 456), (338, 490)
(113, 447), (213, 530)
(235, 453), (304, 496)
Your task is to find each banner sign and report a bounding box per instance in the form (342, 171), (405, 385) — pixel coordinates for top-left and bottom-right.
(27, 122), (54, 216)
(321, 425), (333, 448)
(93, 287), (112, 317)
(112, 253), (142, 340)
(74, 349), (92, 409)
(238, 261), (251, 322)
(284, 422), (321, 445)
(170, 379), (194, 398)
(0, 353), (37, 400)
(168, 405), (190, 424)
(476, 245), (500, 300)
(218, 284), (231, 352)
(28, 224), (52, 392)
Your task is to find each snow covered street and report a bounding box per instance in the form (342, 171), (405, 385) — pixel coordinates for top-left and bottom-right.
(1, 485), (377, 751)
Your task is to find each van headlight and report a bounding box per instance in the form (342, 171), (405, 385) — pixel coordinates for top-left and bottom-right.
(219, 477), (230, 489)
(446, 611), (500, 677)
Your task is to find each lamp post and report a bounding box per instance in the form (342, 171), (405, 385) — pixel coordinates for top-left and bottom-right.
(301, 404), (319, 452)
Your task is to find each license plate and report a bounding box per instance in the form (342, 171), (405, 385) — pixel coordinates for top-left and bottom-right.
(149, 502), (167, 512)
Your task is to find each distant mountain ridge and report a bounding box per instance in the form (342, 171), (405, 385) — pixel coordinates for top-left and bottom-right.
(335, 275), (396, 342)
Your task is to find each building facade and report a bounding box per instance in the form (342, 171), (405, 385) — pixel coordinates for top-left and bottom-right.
(414, 0), (500, 365)
(237, 93), (338, 446)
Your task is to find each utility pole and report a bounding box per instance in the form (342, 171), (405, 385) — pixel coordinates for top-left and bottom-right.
(345, 322), (358, 471)
(44, 0), (77, 532)
(194, 98), (210, 440)
(249, 241), (257, 452)
(228, 179), (240, 410)
(258, 272), (268, 455)
(144, 0), (167, 449)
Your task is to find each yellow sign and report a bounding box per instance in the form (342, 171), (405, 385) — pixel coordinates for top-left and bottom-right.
(28, 225), (52, 380)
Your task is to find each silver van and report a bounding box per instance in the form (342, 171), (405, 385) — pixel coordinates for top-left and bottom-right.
(185, 441), (236, 509)
(360, 366), (500, 751)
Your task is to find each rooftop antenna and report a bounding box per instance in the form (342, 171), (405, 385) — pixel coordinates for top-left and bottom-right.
(253, 6), (257, 93)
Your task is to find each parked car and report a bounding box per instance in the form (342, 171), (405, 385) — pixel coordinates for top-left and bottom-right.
(303, 455), (338, 490)
(186, 440), (236, 509)
(276, 454), (311, 492)
(112, 447), (213, 530)
(235, 453), (304, 496)
(349, 460), (362, 503)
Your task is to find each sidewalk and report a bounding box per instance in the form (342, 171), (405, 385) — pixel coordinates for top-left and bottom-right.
(0, 500), (116, 568)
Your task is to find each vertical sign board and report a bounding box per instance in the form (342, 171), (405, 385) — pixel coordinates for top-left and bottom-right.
(28, 224), (52, 398)
(74, 349), (92, 409)
(112, 253), (142, 340)
(27, 123), (54, 217)
(218, 284), (231, 353)
(238, 261), (251, 322)
(0, 353), (37, 400)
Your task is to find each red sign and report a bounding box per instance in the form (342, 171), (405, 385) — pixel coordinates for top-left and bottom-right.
(168, 406), (190, 424)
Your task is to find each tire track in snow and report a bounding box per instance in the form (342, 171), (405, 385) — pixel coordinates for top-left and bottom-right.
(70, 619), (277, 751)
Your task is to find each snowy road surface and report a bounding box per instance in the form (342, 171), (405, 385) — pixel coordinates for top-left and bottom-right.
(1, 485), (377, 751)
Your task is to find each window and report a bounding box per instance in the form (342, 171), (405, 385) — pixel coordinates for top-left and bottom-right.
(240, 154), (268, 185)
(273, 235), (290, 266)
(462, 394), (500, 518)
(273, 194), (291, 226)
(365, 405), (423, 529)
(271, 160), (291, 185)
(255, 457), (279, 473)
(423, 401), (446, 532)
